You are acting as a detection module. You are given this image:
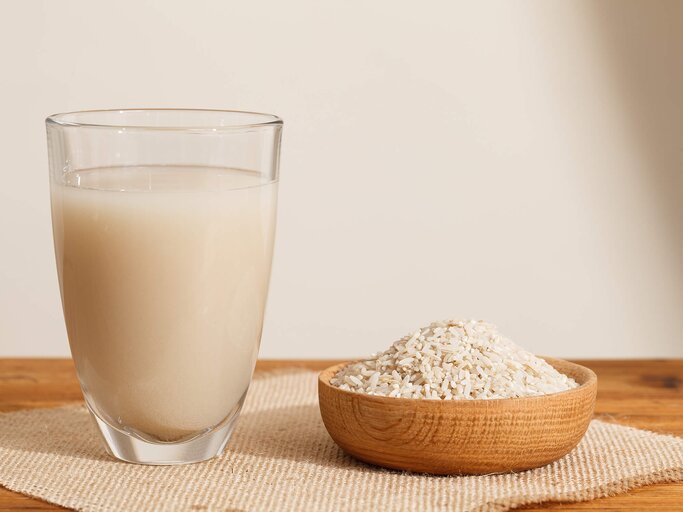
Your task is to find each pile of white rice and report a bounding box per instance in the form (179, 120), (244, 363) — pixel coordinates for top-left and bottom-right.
(331, 319), (578, 400)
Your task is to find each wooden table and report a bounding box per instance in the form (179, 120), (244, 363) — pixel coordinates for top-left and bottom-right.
(0, 359), (681, 511)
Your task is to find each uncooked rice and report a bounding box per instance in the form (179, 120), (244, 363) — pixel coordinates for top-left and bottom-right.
(331, 319), (578, 400)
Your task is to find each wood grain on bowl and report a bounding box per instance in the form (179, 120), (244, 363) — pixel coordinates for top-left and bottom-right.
(318, 357), (597, 475)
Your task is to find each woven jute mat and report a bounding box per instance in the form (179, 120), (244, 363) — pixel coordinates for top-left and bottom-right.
(0, 370), (682, 512)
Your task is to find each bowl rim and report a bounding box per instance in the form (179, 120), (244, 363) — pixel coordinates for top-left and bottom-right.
(318, 357), (597, 405)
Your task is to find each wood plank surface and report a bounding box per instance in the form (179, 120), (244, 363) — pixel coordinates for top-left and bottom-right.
(0, 359), (681, 511)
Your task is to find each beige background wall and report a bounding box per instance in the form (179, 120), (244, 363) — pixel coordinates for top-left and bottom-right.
(0, 0), (681, 358)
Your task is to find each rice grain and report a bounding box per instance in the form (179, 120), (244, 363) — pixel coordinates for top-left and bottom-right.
(330, 319), (578, 400)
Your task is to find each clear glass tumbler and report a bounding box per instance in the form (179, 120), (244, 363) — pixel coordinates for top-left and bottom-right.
(46, 109), (282, 464)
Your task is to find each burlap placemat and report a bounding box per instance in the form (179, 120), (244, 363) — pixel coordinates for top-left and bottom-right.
(0, 370), (682, 512)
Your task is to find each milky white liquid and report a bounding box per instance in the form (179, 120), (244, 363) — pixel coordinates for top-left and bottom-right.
(51, 166), (277, 441)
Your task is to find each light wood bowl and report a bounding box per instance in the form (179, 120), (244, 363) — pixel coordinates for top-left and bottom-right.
(318, 357), (597, 475)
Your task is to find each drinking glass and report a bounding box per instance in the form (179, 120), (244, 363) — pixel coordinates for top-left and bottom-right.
(46, 109), (282, 464)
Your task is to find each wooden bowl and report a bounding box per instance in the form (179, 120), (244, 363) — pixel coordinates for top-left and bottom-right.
(318, 357), (597, 475)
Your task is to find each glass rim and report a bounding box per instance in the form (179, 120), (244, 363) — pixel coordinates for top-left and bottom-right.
(45, 108), (283, 131)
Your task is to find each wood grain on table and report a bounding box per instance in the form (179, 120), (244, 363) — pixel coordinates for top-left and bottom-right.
(0, 359), (681, 511)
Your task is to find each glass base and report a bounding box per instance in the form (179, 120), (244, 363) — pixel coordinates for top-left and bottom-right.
(86, 400), (245, 465)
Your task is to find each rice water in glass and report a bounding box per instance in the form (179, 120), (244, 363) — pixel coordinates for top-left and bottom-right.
(46, 109), (282, 464)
